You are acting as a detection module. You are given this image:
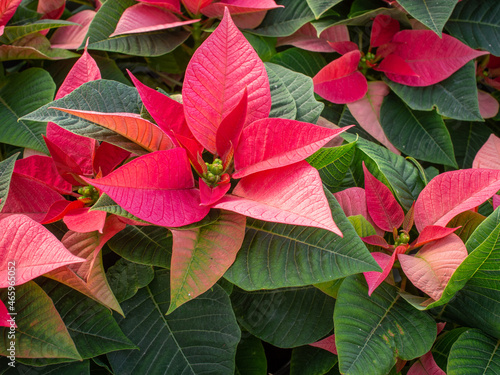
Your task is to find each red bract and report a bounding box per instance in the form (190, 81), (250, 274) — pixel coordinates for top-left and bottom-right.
(276, 23), (351, 53)
(0, 0), (22, 36)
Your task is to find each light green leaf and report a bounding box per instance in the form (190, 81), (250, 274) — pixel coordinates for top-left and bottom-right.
(107, 225), (172, 269)
(231, 286), (334, 348)
(269, 48), (326, 77)
(266, 62), (323, 123)
(0, 68), (55, 153)
(0, 154), (18, 212)
(107, 269), (240, 375)
(335, 275), (436, 375)
(386, 62), (482, 122)
(21, 79), (146, 155)
(380, 93), (457, 167)
(84, 0), (190, 56)
(0, 20), (77, 44)
(224, 188), (380, 290)
(0, 281), (81, 360)
(397, 0), (459, 36)
(307, 0), (343, 18)
(447, 329), (500, 374)
(348, 215), (376, 237)
(446, 0), (500, 56)
(252, 0), (316, 37)
(308, 143), (356, 191)
(107, 258), (154, 303)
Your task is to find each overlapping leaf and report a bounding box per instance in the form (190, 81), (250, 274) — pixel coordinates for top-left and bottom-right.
(397, 0), (459, 36)
(0, 154), (17, 212)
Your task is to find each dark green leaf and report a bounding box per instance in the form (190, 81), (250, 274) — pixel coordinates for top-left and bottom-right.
(308, 143), (356, 190)
(269, 48), (326, 77)
(107, 269), (240, 375)
(386, 62), (482, 122)
(232, 286), (334, 348)
(432, 328), (469, 372)
(0, 153), (18, 212)
(343, 134), (425, 210)
(20, 79), (146, 155)
(290, 345), (338, 375)
(243, 32), (276, 62)
(107, 225), (172, 269)
(266, 62), (323, 123)
(235, 335), (267, 375)
(107, 258), (154, 303)
(447, 120), (491, 169)
(335, 275), (436, 375)
(380, 93), (457, 167)
(314, 278), (344, 299)
(307, 0), (343, 18)
(447, 329), (500, 374)
(446, 0), (500, 56)
(224, 189), (379, 290)
(397, 0), (459, 36)
(0, 68), (55, 153)
(4, 360), (90, 375)
(252, 0), (316, 37)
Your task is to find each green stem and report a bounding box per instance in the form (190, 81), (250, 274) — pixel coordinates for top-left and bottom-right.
(192, 21), (203, 51)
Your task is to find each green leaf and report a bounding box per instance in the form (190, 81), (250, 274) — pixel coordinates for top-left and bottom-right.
(386, 62), (482, 122)
(0, 68), (55, 153)
(107, 258), (154, 303)
(433, 208), (500, 338)
(224, 188), (380, 290)
(269, 48), (326, 77)
(84, 0), (190, 56)
(231, 286), (334, 348)
(0, 153), (18, 212)
(0, 34), (79, 61)
(380, 93), (457, 167)
(397, 0), (459, 36)
(335, 275), (436, 375)
(334, 7), (410, 27)
(343, 134), (425, 210)
(252, 0), (316, 37)
(314, 278), (344, 299)
(0, 281), (81, 360)
(445, 0), (500, 56)
(308, 143), (356, 191)
(447, 120), (492, 169)
(307, 0), (343, 18)
(36, 279), (137, 360)
(432, 327), (469, 372)
(447, 210), (486, 244)
(235, 335), (267, 375)
(4, 360), (90, 375)
(291, 345), (338, 375)
(348, 215), (376, 237)
(0, 20), (78, 44)
(447, 329), (500, 374)
(243, 32), (276, 62)
(107, 269), (240, 375)
(266, 62), (324, 123)
(91, 193), (148, 223)
(106, 225), (172, 269)
(20, 79), (146, 155)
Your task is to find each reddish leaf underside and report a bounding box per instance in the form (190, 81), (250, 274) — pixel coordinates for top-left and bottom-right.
(110, 3), (199, 37)
(477, 90), (500, 119)
(138, 0), (181, 13)
(473, 134), (500, 169)
(309, 334), (337, 355)
(370, 14), (400, 48)
(276, 23), (349, 53)
(399, 233), (467, 300)
(233, 118), (348, 179)
(0, 173), (63, 222)
(182, 8), (271, 153)
(37, 0), (65, 19)
(363, 163), (404, 231)
(43, 135), (86, 186)
(313, 50), (368, 104)
(0, 215), (85, 288)
(361, 235), (391, 249)
(14, 155), (73, 195)
(0, 299), (13, 327)
(41, 199), (85, 225)
(92, 141), (131, 177)
(181, 0), (211, 15)
(494, 195), (500, 210)
(82, 149), (210, 227)
(414, 169), (500, 232)
(346, 81), (400, 155)
(407, 352), (446, 375)
(215, 161), (342, 236)
(333, 187), (384, 236)
(412, 225), (459, 249)
(50, 108), (176, 152)
(375, 54), (419, 77)
(199, 178), (231, 206)
(383, 30), (488, 86)
(50, 10), (96, 49)
(216, 87), (248, 158)
(63, 208), (108, 233)
(363, 245), (407, 295)
(168, 211), (246, 313)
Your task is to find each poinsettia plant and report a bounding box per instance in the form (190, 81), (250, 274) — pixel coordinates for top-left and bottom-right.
(1, 0), (500, 374)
